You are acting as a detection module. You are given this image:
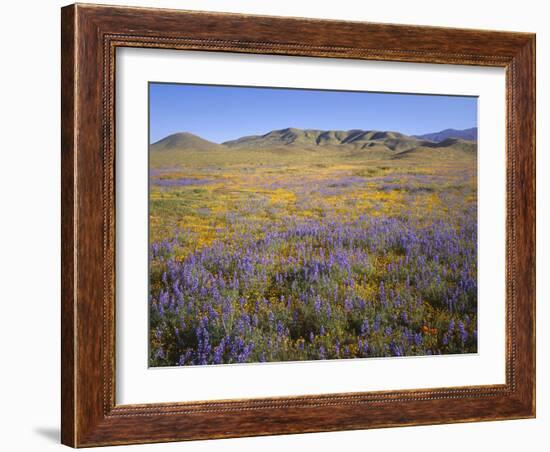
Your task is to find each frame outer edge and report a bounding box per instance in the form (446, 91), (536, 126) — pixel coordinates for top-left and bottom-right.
(61, 3), (77, 448)
(531, 35), (536, 417)
(514, 35), (536, 416)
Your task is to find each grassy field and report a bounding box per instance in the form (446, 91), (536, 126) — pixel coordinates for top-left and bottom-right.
(148, 143), (477, 366)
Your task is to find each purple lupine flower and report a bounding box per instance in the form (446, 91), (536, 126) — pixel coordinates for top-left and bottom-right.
(314, 295), (322, 314)
(360, 318), (370, 336)
(379, 281), (386, 306)
(373, 314), (381, 332)
(344, 297), (353, 312)
(458, 321), (468, 343)
(448, 319), (456, 333)
(213, 342), (225, 364)
(358, 338), (369, 357)
(390, 341), (404, 357)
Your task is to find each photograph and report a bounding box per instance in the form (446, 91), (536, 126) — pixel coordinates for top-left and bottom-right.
(148, 83), (479, 367)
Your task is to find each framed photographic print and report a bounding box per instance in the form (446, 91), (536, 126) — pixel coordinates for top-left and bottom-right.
(61, 3), (536, 447)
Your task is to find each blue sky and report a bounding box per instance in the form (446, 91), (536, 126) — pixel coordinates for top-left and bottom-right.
(149, 83), (477, 144)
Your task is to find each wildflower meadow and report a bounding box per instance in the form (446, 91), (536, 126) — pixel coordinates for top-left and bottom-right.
(148, 135), (478, 366)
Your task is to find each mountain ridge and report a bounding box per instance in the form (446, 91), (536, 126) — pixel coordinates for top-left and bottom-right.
(150, 127), (477, 158)
(414, 127), (477, 142)
(221, 127), (416, 149)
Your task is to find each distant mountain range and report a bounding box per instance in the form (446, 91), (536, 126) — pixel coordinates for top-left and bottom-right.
(150, 127), (477, 159)
(413, 127), (477, 142)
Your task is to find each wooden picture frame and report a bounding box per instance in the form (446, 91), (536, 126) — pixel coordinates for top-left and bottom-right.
(61, 3), (535, 447)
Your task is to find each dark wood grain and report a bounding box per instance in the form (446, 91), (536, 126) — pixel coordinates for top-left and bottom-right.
(61, 3), (536, 447)
(60, 5), (76, 447)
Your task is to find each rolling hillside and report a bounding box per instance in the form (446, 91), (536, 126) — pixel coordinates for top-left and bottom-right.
(150, 132), (224, 152)
(150, 127), (477, 167)
(222, 127), (425, 152)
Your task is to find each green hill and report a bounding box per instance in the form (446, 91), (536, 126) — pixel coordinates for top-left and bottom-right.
(150, 132), (224, 152)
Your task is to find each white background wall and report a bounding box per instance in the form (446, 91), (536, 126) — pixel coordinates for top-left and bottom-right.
(0, 1), (546, 450)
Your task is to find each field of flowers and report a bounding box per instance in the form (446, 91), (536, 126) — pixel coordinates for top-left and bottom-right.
(148, 148), (477, 366)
